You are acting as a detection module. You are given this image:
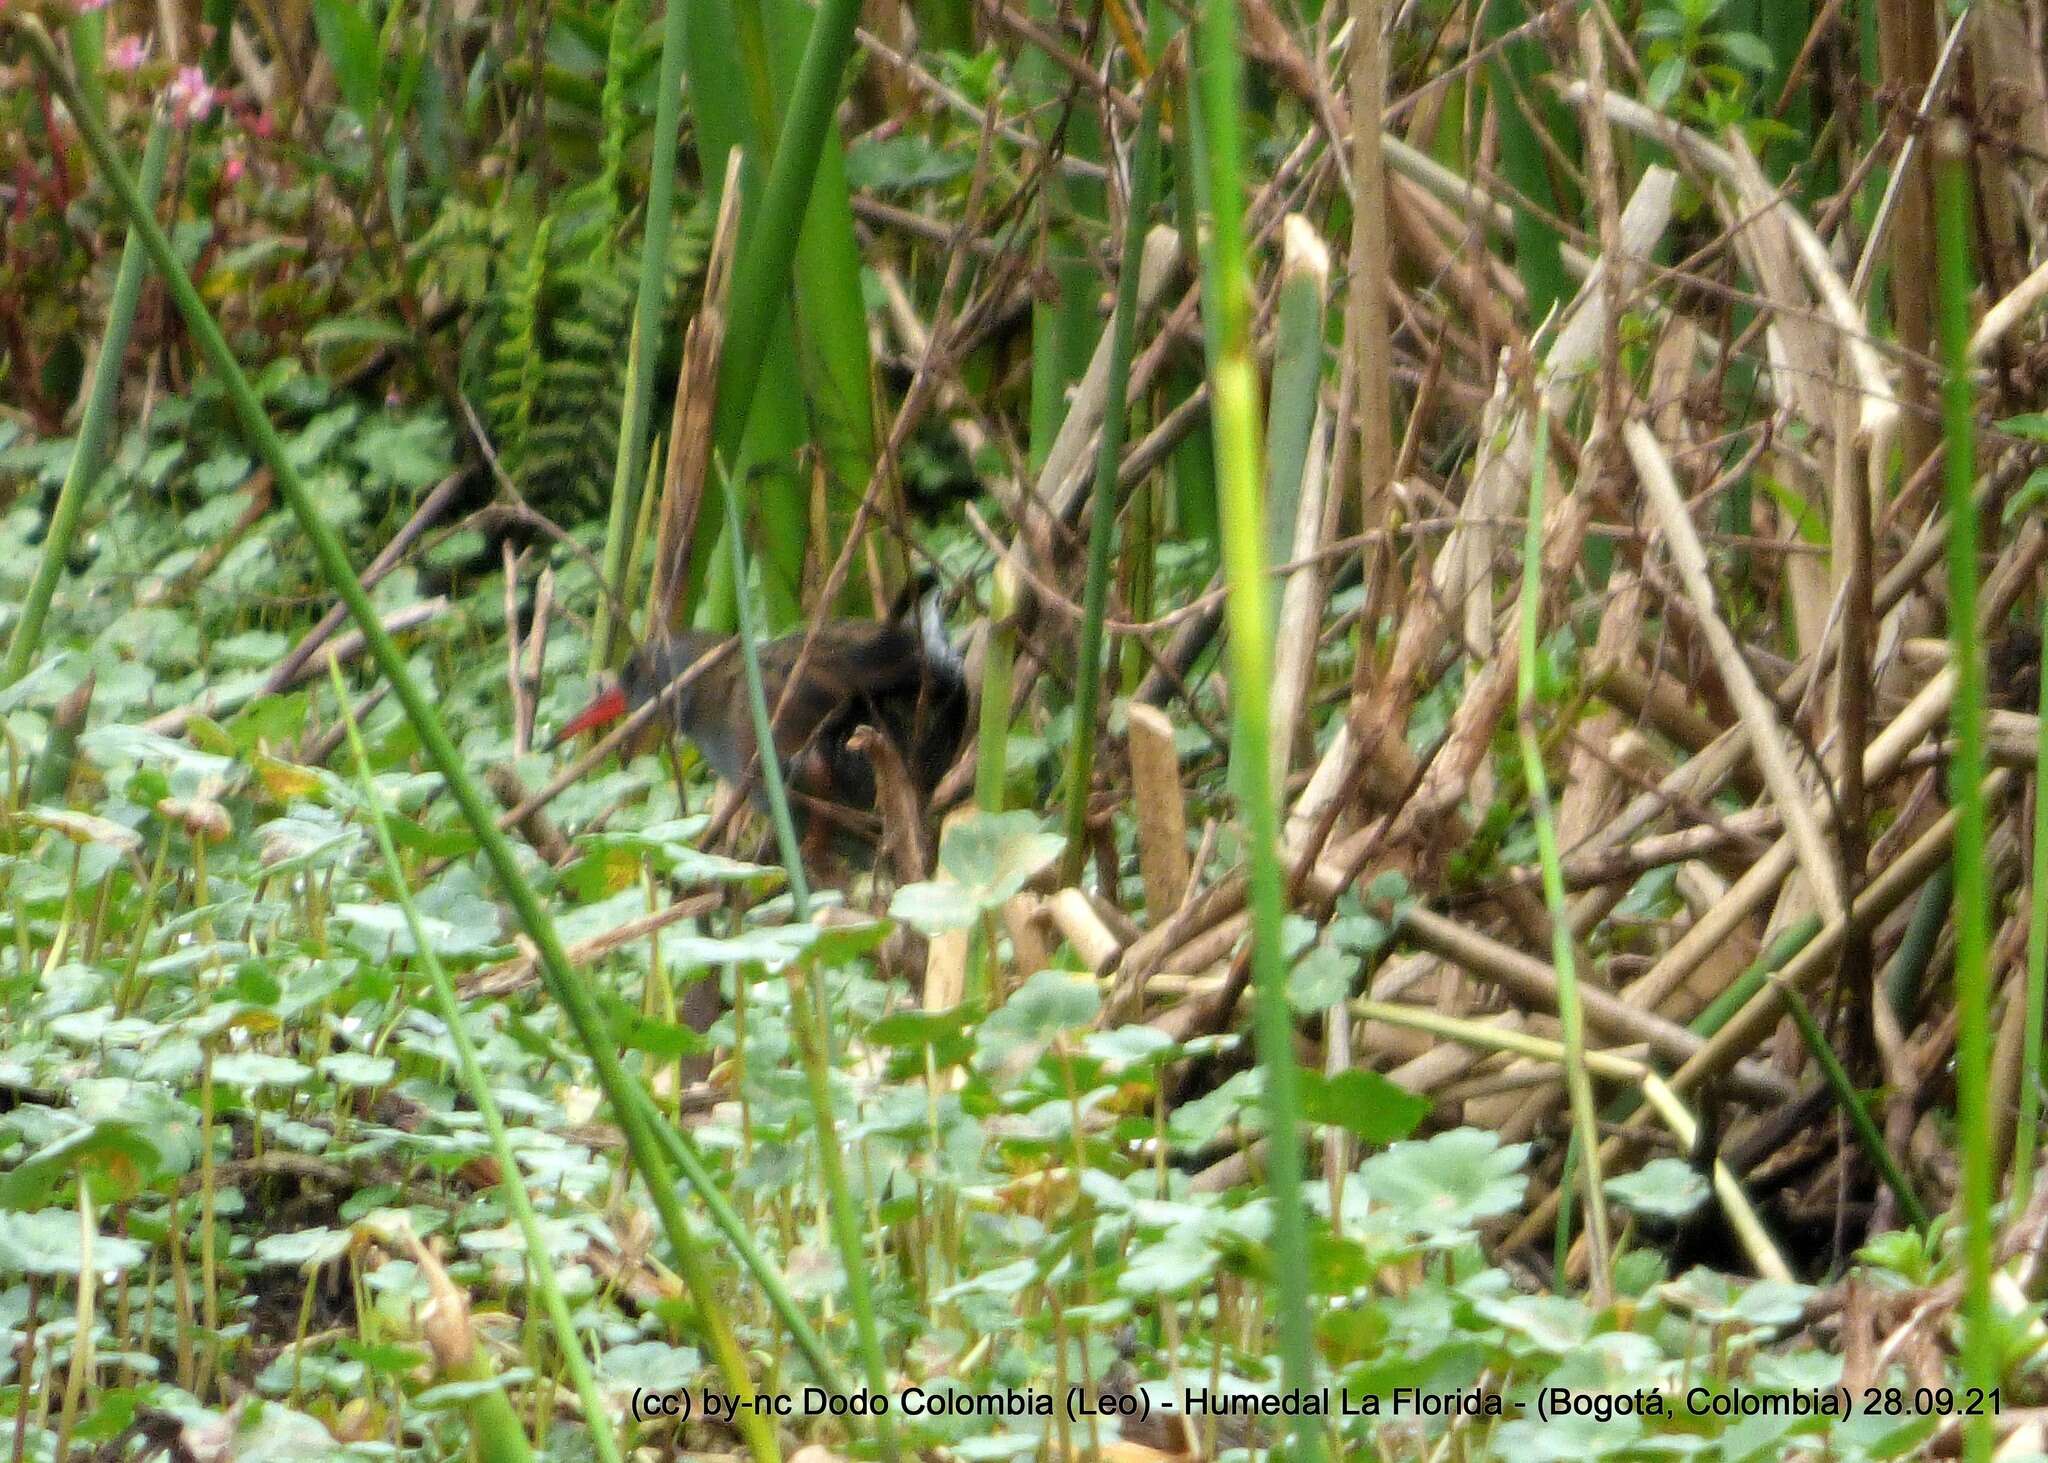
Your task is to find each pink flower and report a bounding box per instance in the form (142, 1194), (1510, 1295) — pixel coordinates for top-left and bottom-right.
(168, 65), (216, 126)
(106, 34), (147, 71)
(76, 0), (111, 12)
(223, 154), (245, 184)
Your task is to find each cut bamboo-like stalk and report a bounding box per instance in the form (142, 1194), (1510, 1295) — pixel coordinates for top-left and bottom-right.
(1034, 228), (1184, 523)
(1126, 702), (1192, 918)
(1001, 893), (1051, 980)
(1264, 216), (1331, 800)
(922, 808), (976, 1009)
(1048, 888), (1122, 973)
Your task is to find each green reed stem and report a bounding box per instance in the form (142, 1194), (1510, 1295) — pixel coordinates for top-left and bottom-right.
(1935, 117), (1993, 1463)
(976, 560), (1019, 812)
(709, 0), (862, 466)
(720, 465), (811, 918)
(718, 470), (896, 1461)
(592, 318), (646, 671)
(2019, 606), (2048, 1203)
(4, 111), (170, 690)
(1194, 2), (1317, 1447)
(593, 0), (689, 668)
(1515, 408), (1611, 1300)
(1059, 80), (1163, 884)
(1769, 974), (1929, 1228)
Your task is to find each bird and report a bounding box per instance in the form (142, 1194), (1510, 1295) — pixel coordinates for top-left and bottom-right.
(552, 592), (970, 848)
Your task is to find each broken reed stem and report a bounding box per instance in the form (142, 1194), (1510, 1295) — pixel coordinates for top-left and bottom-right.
(1346, 0), (1396, 672)
(1127, 702), (1192, 919)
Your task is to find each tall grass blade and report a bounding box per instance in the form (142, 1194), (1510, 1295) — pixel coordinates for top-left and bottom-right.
(4, 112), (170, 690)
(1193, 3), (1318, 1449)
(1479, 0), (1576, 324)
(1769, 973), (1929, 1228)
(593, 0), (691, 667)
(1060, 81), (1163, 884)
(718, 465), (898, 1461)
(1515, 407), (1611, 1298)
(1935, 116), (1993, 1463)
(2018, 613), (2048, 1201)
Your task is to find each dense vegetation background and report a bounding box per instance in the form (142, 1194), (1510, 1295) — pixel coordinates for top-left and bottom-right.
(4, 0), (2048, 1458)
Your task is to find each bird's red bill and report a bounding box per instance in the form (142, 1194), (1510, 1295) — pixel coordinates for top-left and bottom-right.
(553, 685), (628, 745)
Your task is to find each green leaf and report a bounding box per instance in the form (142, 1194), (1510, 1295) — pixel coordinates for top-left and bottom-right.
(601, 992), (707, 1059)
(1712, 29), (1775, 73)
(229, 692), (313, 753)
(1757, 472), (1828, 547)
(304, 317), (414, 353)
(0, 1209), (148, 1276)
(892, 811), (1064, 934)
(1647, 54), (1688, 108)
(1286, 943), (1352, 1012)
(319, 1054), (395, 1087)
(1606, 1157), (1710, 1220)
(0, 1121), (171, 1210)
(1167, 1068), (1263, 1149)
(1999, 411), (2048, 442)
(1636, 8), (1686, 38)
(2001, 466), (2048, 524)
(1117, 1228), (1217, 1296)
(1298, 1069), (1430, 1144)
(888, 879), (979, 934)
(16, 806), (143, 853)
(311, 0), (381, 120)
(974, 970), (1100, 1075)
(938, 811), (1064, 906)
(351, 413), (453, 490)
(869, 1006), (978, 1049)
(982, 969), (1098, 1044)
(211, 1053), (313, 1090)
(252, 1226), (353, 1270)
(1360, 1128), (1530, 1239)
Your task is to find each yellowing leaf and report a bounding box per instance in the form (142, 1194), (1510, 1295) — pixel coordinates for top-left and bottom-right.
(254, 751), (322, 801)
